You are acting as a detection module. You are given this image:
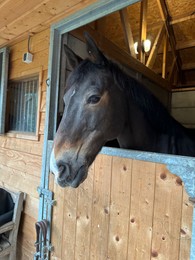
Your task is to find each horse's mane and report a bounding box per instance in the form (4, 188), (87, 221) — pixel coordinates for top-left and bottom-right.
(107, 59), (186, 137)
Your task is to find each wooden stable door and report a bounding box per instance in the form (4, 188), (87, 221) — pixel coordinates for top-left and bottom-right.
(49, 153), (193, 260)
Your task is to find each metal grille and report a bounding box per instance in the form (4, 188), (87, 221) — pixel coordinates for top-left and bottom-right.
(8, 77), (38, 133)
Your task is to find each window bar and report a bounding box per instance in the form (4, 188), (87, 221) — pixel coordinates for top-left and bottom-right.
(32, 80), (36, 132)
(19, 82), (23, 132)
(9, 84), (13, 130)
(13, 84), (16, 130)
(15, 84), (18, 130)
(22, 81), (25, 132)
(17, 83), (21, 131)
(30, 80), (33, 132)
(26, 80), (30, 132)
(9, 84), (12, 130)
(10, 84), (13, 130)
(23, 81), (27, 132)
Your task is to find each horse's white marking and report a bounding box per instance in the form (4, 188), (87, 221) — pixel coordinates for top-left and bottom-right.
(50, 149), (60, 180)
(70, 89), (76, 98)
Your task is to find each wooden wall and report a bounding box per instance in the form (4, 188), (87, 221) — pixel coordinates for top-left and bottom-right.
(50, 153), (193, 260)
(0, 28), (49, 259)
(171, 90), (195, 128)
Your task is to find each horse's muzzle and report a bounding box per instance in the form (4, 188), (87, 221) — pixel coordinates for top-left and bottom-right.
(50, 149), (88, 188)
(56, 163), (87, 188)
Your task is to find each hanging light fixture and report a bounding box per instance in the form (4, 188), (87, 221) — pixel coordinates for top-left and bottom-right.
(143, 39), (151, 53)
(134, 42), (139, 54)
(134, 39), (151, 54)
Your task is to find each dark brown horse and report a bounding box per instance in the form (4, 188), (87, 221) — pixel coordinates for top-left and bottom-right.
(50, 33), (195, 188)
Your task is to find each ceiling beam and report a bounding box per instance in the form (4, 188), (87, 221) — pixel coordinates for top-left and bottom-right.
(139, 0), (148, 64)
(154, 61), (195, 75)
(162, 33), (168, 79)
(182, 62), (195, 70)
(168, 57), (176, 83)
(119, 8), (136, 59)
(170, 13), (195, 25)
(146, 24), (165, 69)
(156, 0), (182, 75)
(176, 40), (195, 50)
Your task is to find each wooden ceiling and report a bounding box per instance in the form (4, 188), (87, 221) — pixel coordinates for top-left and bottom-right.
(0, 0), (194, 88)
(95, 0), (195, 87)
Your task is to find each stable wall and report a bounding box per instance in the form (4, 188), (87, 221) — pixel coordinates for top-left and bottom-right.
(171, 89), (195, 129)
(50, 153), (193, 260)
(0, 28), (49, 259)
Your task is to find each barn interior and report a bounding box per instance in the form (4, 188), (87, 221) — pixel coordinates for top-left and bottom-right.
(0, 0), (195, 259)
(0, 0), (194, 88)
(0, 0), (194, 128)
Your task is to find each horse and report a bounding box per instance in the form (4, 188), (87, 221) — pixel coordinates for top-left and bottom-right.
(50, 32), (195, 188)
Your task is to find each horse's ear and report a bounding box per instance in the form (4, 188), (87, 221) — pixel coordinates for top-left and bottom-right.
(64, 45), (82, 70)
(84, 32), (107, 65)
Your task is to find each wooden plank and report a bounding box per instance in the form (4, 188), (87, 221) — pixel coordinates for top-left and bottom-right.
(18, 213), (37, 258)
(17, 243), (34, 260)
(0, 135), (44, 156)
(170, 13), (195, 25)
(40, 90), (46, 112)
(0, 0), (47, 29)
(162, 33), (168, 78)
(60, 187), (78, 260)
(119, 8), (136, 58)
(0, 147), (42, 178)
(0, 0), (97, 48)
(168, 57), (176, 82)
(179, 190), (193, 260)
(151, 164), (183, 259)
(127, 160), (156, 259)
(74, 162), (95, 260)
(89, 154), (112, 259)
(9, 48), (48, 79)
(39, 112), (45, 135)
(23, 194), (39, 219)
(182, 61), (195, 71)
(41, 69), (48, 92)
(107, 157), (132, 259)
(50, 182), (65, 259)
(156, 0), (167, 21)
(0, 164), (40, 199)
(9, 29), (50, 62)
(176, 39), (195, 51)
(146, 24), (165, 69)
(139, 0), (148, 64)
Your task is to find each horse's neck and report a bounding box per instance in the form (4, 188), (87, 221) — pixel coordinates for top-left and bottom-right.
(117, 100), (195, 155)
(117, 101), (158, 151)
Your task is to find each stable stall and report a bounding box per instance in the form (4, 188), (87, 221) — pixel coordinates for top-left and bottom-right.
(0, 0), (194, 259)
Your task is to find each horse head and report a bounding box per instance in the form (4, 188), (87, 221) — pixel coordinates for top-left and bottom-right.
(50, 33), (127, 188)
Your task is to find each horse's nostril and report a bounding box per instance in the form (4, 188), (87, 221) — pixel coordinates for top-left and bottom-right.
(58, 163), (70, 180)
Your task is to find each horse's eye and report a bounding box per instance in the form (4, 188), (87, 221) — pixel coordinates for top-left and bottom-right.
(87, 95), (101, 104)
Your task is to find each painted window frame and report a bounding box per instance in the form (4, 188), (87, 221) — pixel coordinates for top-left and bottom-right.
(0, 47), (9, 134)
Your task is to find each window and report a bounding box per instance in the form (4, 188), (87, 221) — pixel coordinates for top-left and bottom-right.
(7, 76), (39, 135)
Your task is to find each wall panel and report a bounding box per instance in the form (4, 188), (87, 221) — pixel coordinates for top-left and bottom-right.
(171, 90), (195, 128)
(0, 28), (49, 258)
